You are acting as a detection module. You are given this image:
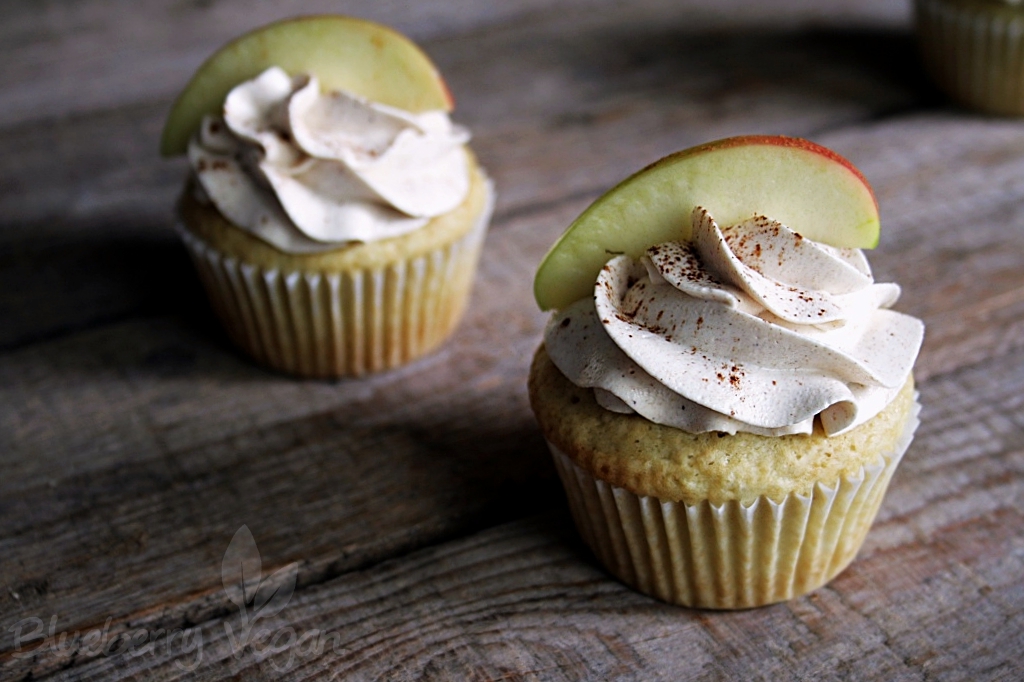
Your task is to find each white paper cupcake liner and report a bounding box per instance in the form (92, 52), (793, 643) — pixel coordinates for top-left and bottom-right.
(549, 397), (921, 609)
(177, 188), (493, 378)
(916, 0), (1024, 114)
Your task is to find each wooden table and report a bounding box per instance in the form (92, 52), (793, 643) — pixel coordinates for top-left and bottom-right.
(2, 0), (1022, 679)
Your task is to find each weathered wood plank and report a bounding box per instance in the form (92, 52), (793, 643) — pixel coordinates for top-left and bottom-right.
(828, 116), (1024, 381)
(0, 0), (590, 130)
(0, 202), (563, 660)
(1, 193), (1022, 677)
(6, 110), (1024, 373)
(0, 195), (566, 479)
(0, 0), (910, 128)
(6, 344), (1020, 680)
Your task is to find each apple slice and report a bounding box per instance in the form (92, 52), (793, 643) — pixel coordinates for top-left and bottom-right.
(533, 135), (880, 311)
(160, 15), (453, 157)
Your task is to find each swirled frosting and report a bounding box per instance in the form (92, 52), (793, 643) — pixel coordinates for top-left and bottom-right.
(544, 206), (924, 436)
(187, 66), (471, 253)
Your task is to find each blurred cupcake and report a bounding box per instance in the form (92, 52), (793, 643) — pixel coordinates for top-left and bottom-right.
(916, 0), (1024, 114)
(528, 137), (924, 608)
(162, 16), (494, 377)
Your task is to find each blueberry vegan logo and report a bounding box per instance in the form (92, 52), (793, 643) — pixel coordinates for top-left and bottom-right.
(221, 525), (297, 652)
(221, 526), (343, 671)
(8, 526), (342, 674)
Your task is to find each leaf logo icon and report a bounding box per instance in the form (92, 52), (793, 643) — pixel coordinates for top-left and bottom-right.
(221, 526), (297, 636)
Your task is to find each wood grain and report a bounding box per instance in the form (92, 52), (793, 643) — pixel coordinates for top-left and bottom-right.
(0, 204), (557, 664)
(7, 346), (1021, 680)
(0, 0), (909, 129)
(833, 116), (1024, 381)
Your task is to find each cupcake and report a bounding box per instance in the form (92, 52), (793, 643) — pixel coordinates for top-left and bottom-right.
(528, 136), (924, 608)
(161, 16), (494, 377)
(916, 0), (1024, 115)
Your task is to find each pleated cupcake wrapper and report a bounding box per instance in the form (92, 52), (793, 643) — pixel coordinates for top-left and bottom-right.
(549, 398), (920, 609)
(176, 193), (492, 378)
(917, 0), (1024, 114)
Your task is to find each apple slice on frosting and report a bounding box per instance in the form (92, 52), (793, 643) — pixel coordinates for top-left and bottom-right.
(533, 135), (880, 311)
(161, 15), (453, 157)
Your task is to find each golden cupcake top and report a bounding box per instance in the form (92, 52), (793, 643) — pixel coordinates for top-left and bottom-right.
(529, 345), (917, 505)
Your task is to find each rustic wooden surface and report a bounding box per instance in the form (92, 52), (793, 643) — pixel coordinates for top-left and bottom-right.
(1, 0), (1022, 679)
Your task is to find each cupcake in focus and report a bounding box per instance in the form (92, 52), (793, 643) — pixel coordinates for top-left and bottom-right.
(528, 136), (924, 609)
(916, 0), (1024, 115)
(162, 16), (494, 377)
